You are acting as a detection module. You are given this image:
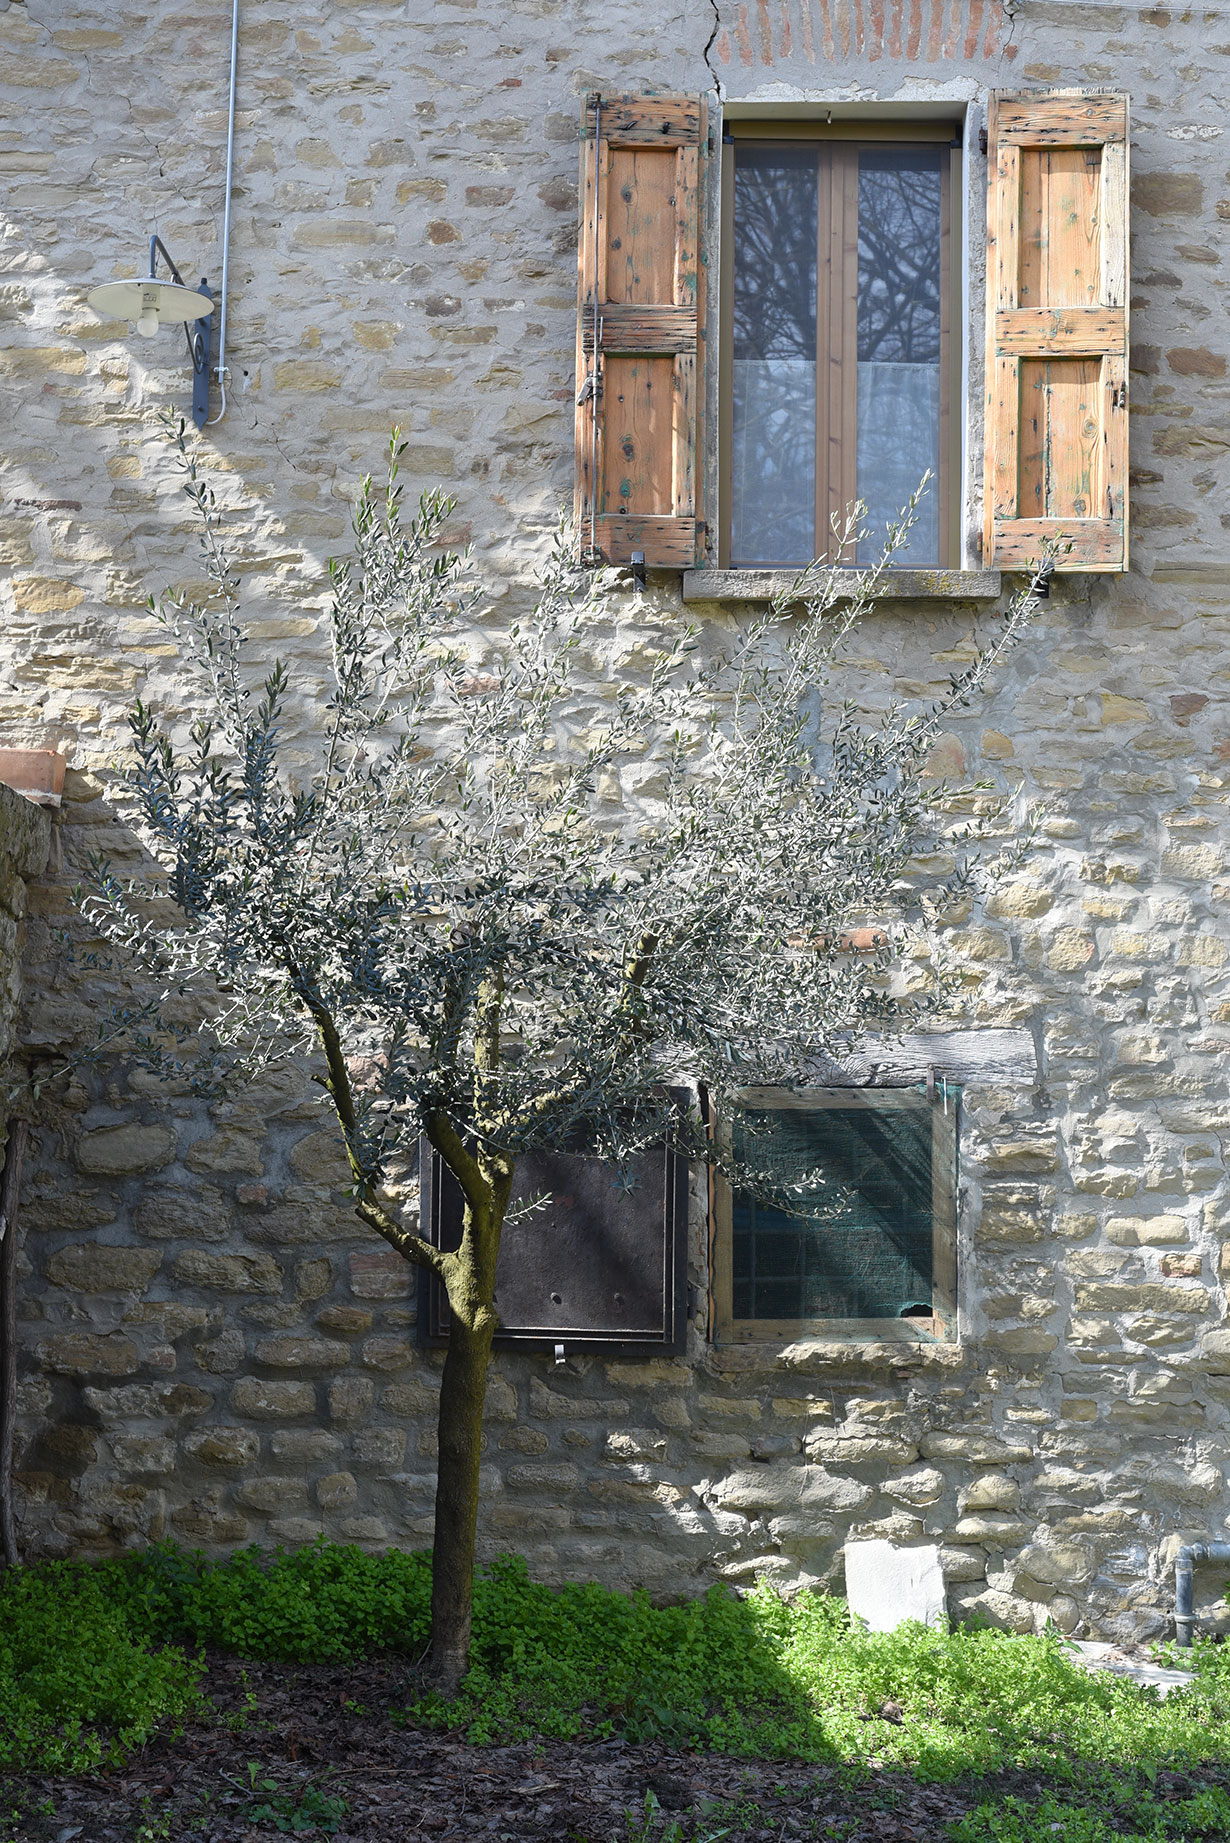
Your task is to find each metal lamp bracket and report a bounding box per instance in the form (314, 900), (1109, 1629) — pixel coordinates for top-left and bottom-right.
(149, 234), (214, 430)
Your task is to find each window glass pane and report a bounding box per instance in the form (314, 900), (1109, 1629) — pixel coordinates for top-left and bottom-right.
(731, 1102), (934, 1321)
(855, 148), (943, 566)
(731, 147), (817, 567)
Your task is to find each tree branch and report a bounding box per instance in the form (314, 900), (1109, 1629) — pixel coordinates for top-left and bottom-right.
(489, 930), (663, 1137)
(293, 969), (456, 1281)
(474, 968), (503, 1086)
(423, 1107), (491, 1222)
(621, 931), (658, 1007)
(353, 1190), (453, 1279)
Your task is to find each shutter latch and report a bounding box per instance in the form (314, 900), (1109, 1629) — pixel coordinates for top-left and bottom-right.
(576, 370), (602, 407)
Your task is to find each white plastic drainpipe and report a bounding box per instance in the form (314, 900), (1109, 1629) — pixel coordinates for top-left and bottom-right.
(209, 0), (240, 424)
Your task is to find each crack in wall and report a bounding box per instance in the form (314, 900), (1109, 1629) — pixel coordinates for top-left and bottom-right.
(703, 0), (724, 100)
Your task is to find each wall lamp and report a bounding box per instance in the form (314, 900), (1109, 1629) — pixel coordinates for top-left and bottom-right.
(88, 236), (215, 429)
(85, 0), (240, 429)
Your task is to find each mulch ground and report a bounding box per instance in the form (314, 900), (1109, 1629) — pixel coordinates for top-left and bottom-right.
(0, 1655), (1055, 1842)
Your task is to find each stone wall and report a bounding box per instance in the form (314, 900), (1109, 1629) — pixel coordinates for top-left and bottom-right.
(2, 0), (1230, 1641)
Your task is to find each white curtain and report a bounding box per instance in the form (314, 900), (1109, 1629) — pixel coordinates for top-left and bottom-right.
(731, 357), (816, 567)
(855, 361), (940, 567)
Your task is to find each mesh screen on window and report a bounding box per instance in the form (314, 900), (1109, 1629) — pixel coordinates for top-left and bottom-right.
(730, 1100), (935, 1321)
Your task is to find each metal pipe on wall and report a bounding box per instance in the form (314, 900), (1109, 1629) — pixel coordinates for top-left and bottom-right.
(1174, 1541), (1230, 1645)
(210, 0), (240, 424)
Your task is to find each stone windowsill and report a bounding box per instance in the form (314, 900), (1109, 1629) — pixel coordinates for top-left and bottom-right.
(706, 1339), (968, 1375)
(682, 568), (1003, 604)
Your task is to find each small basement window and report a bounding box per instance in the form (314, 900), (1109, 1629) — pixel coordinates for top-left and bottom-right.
(712, 1087), (957, 1343)
(419, 1142), (689, 1355)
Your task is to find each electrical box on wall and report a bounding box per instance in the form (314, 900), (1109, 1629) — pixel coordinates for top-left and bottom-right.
(418, 1142), (689, 1355)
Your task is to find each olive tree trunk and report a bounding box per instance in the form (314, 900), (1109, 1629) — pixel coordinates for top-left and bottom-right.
(427, 1161), (510, 1697)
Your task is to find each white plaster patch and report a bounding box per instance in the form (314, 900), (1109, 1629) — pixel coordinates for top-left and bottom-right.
(844, 1539), (947, 1632)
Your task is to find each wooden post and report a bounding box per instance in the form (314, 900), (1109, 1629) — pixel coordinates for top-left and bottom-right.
(0, 1116), (29, 1568)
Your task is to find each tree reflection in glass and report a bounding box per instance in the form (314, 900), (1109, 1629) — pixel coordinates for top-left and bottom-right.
(728, 140), (947, 570)
(730, 147), (817, 567)
(856, 148), (943, 566)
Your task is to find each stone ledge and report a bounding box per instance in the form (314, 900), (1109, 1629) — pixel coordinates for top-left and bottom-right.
(1150, 563), (1230, 587)
(682, 568), (1004, 605)
(706, 1340), (969, 1376)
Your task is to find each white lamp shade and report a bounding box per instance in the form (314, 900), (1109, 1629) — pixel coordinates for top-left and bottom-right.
(87, 277), (213, 324)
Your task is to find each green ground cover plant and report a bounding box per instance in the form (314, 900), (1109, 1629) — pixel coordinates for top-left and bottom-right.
(0, 1556), (203, 1772)
(422, 1557), (1230, 1785)
(632, 1779), (1230, 1843)
(240, 1765), (350, 1835)
(949, 1782), (1230, 1843)
(112, 1533), (433, 1661)
(5, 1538), (1230, 1836)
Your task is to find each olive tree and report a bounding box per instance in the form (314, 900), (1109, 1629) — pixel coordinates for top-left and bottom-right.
(80, 428), (1045, 1693)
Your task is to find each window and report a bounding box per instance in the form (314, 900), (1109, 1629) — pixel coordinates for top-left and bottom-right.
(573, 88), (1130, 579)
(419, 1141), (689, 1354)
(712, 1088), (957, 1343)
(720, 124), (961, 570)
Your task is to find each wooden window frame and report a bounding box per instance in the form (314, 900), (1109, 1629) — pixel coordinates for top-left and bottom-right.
(710, 1086), (958, 1346)
(717, 121), (963, 573)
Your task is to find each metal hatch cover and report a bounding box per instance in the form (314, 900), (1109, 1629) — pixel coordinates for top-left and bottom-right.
(418, 1142), (688, 1355)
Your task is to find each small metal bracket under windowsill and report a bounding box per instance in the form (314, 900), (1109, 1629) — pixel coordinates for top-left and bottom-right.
(682, 568), (1003, 605)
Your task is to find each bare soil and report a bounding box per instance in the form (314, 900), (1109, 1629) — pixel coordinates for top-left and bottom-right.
(0, 1655), (980, 1842)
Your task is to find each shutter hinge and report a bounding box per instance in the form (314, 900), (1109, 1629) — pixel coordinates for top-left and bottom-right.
(1112, 380), (1128, 411)
(978, 126), (989, 155)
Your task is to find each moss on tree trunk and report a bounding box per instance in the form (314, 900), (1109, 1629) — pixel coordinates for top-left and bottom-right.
(426, 1150), (509, 1697)
(429, 1307), (497, 1696)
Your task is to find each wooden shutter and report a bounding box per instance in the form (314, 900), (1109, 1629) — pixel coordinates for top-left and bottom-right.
(575, 92), (706, 569)
(984, 90), (1129, 573)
